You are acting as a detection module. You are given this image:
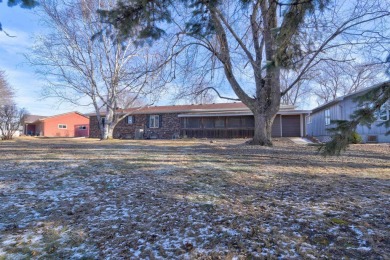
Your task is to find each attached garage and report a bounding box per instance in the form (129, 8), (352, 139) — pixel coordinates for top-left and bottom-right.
(281, 115), (302, 137)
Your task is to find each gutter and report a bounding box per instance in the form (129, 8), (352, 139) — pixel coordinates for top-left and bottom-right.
(178, 110), (311, 117)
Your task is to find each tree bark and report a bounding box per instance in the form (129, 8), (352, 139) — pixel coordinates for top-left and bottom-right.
(103, 125), (114, 139)
(101, 107), (118, 140)
(251, 112), (276, 146)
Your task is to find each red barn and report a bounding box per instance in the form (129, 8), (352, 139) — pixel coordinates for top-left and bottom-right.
(23, 112), (89, 137)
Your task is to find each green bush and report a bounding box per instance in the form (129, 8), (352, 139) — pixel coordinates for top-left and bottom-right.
(349, 131), (362, 144)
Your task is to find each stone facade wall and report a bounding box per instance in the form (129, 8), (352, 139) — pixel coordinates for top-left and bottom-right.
(89, 116), (101, 138)
(89, 113), (182, 139)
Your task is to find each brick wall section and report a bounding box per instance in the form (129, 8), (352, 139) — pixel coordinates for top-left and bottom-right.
(89, 113), (182, 139)
(89, 116), (101, 138)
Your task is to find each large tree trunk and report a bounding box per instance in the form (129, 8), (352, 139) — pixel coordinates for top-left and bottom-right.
(251, 112), (276, 146)
(103, 124), (114, 139)
(101, 106), (119, 140)
(101, 107), (114, 140)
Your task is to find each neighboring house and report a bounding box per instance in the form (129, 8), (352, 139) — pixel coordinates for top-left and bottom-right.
(23, 115), (47, 135)
(306, 86), (390, 143)
(89, 102), (310, 139)
(23, 112), (90, 137)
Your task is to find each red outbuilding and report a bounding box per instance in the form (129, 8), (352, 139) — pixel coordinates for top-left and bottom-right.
(23, 112), (89, 137)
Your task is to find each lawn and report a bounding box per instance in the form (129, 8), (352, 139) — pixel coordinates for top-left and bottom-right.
(0, 137), (389, 259)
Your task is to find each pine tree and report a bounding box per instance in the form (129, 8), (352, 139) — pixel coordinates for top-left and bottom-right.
(0, 0), (38, 32)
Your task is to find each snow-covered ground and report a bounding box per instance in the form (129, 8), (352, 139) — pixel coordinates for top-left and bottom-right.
(0, 137), (389, 259)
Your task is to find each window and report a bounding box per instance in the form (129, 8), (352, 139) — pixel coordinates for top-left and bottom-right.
(242, 116), (254, 127)
(127, 115), (134, 124)
(215, 118), (225, 128)
(186, 118), (201, 128)
(58, 124), (67, 129)
(325, 109), (331, 125)
(376, 105), (389, 121)
(78, 126), (87, 130)
(306, 115), (312, 124)
(101, 117), (105, 126)
(203, 118), (214, 128)
(227, 117), (241, 128)
(149, 115), (160, 128)
(358, 102), (390, 121)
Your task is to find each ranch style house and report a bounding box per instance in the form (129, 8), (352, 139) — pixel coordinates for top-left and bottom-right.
(89, 102), (310, 139)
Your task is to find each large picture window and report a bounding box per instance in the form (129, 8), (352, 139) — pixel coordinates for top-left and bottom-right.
(149, 115), (160, 128)
(325, 109), (331, 125)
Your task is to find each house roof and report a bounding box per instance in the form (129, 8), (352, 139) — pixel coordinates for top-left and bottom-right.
(23, 115), (47, 124)
(23, 111), (89, 124)
(38, 111), (89, 121)
(89, 102), (309, 116)
(311, 81), (390, 113)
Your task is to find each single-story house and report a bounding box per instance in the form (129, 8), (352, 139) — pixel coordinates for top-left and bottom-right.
(306, 86), (390, 143)
(23, 112), (90, 137)
(89, 102), (310, 139)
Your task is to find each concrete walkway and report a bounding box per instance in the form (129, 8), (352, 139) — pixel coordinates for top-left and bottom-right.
(289, 137), (314, 145)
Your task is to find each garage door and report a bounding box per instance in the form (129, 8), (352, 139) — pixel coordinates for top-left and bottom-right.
(282, 115), (301, 137)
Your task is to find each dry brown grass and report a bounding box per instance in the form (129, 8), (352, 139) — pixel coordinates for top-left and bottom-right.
(0, 137), (389, 259)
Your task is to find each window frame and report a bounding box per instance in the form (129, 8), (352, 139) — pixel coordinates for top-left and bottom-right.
(306, 115), (312, 124)
(58, 124), (67, 129)
(127, 115), (134, 124)
(149, 115), (160, 128)
(78, 125), (87, 130)
(324, 109), (331, 126)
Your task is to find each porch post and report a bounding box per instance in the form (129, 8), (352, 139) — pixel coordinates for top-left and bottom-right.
(280, 115), (283, 137)
(300, 114), (303, 137)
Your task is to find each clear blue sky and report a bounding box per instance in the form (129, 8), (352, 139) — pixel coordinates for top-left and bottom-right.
(0, 3), (91, 116)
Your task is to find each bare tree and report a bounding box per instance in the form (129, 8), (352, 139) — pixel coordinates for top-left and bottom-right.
(0, 70), (14, 105)
(312, 61), (384, 105)
(28, 0), (166, 139)
(101, 0), (390, 145)
(0, 104), (27, 140)
(280, 70), (312, 107)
